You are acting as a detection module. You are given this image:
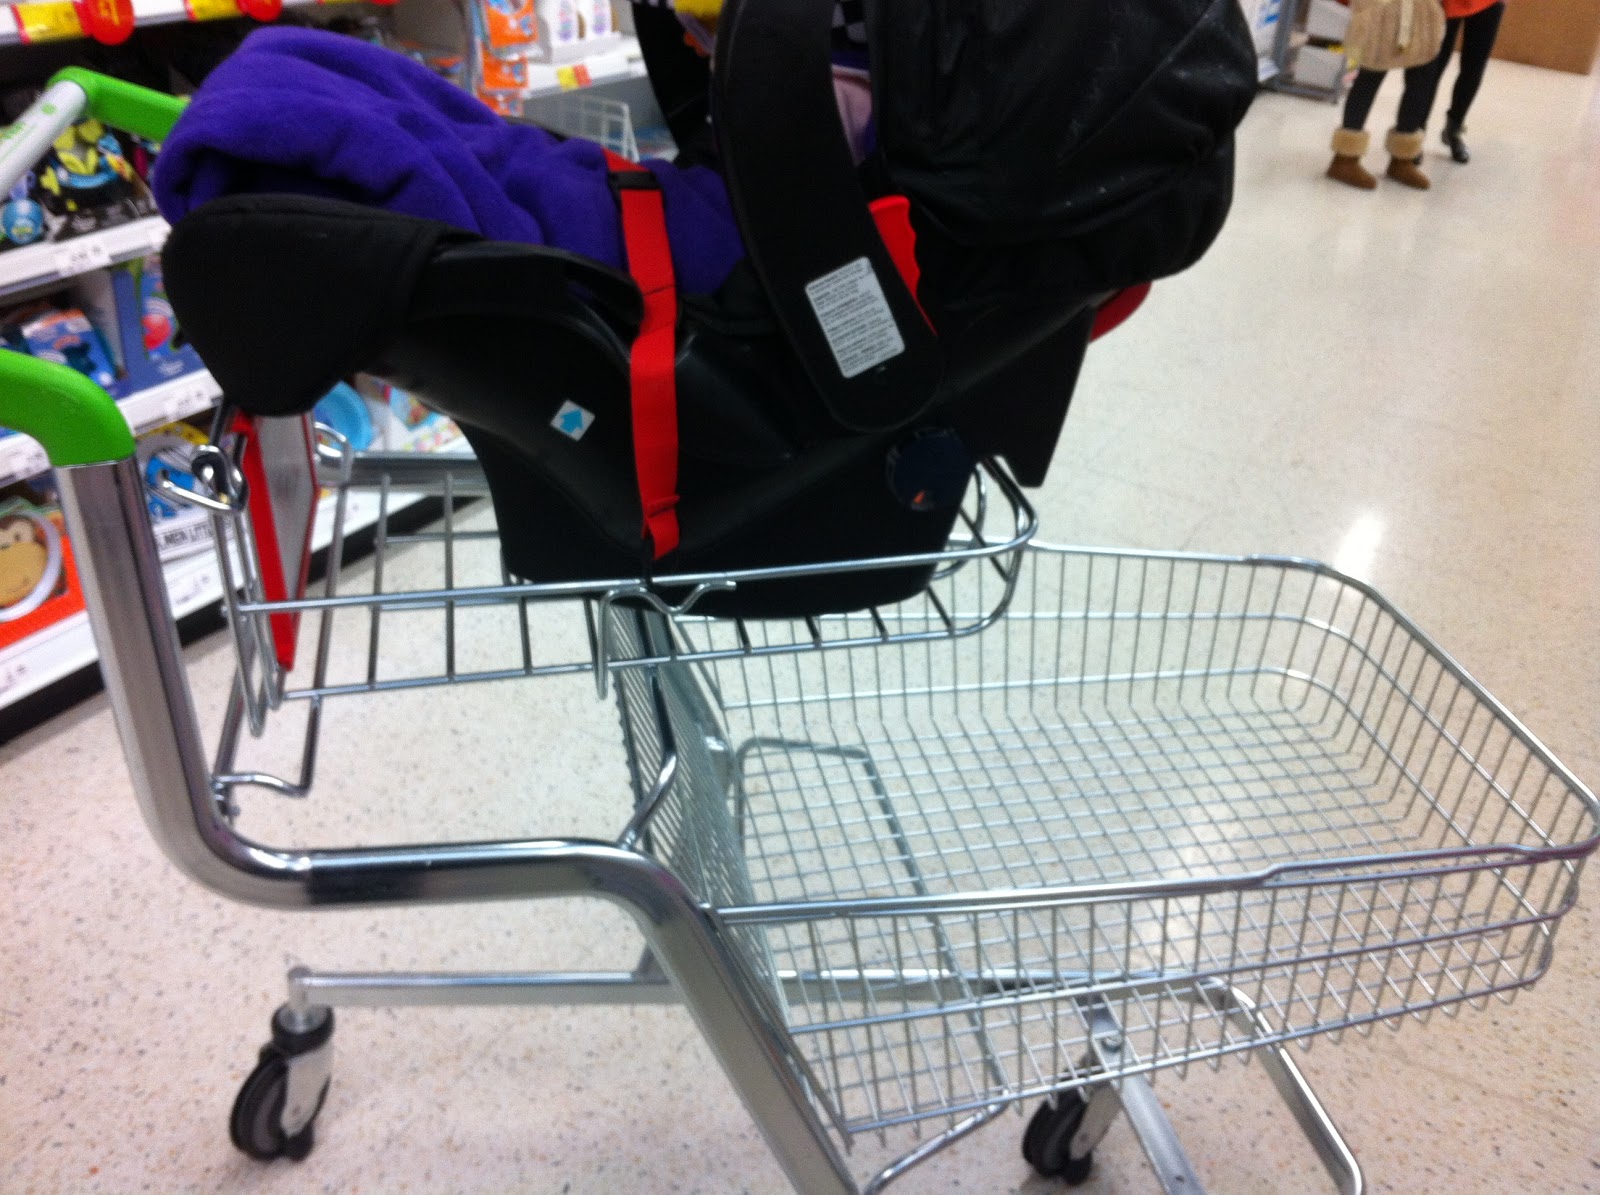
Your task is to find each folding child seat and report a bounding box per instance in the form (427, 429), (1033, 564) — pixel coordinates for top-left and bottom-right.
(157, 0), (1257, 617)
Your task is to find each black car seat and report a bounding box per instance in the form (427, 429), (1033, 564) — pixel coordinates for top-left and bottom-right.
(161, 0), (1257, 619)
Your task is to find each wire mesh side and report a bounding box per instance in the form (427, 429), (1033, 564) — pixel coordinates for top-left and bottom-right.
(518, 92), (639, 161)
(633, 543), (1599, 1133)
(722, 862), (1571, 1135)
(210, 453), (1032, 704)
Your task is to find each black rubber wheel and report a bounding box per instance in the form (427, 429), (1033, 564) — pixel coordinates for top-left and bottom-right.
(229, 1045), (327, 1162)
(1021, 1091), (1095, 1185)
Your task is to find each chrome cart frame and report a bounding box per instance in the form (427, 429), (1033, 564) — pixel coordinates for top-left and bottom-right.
(46, 433), (1600, 1194)
(7, 65), (1596, 1195)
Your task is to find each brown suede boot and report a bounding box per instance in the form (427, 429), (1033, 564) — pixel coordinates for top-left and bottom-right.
(1326, 128), (1377, 190)
(1385, 129), (1430, 189)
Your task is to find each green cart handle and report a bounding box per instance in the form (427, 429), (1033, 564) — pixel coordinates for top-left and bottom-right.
(0, 352), (137, 466)
(0, 69), (186, 465)
(0, 69), (186, 202)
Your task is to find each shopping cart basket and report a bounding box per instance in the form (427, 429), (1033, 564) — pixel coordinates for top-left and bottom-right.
(3, 372), (1596, 1190)
(2, 74), (1598, 1195)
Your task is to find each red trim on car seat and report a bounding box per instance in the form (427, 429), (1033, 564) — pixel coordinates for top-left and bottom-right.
(869, 196), (920, 298)
(1090, 282), (1152, 342)
(605, 150), (681, 559)
(869, 195), (931, 327)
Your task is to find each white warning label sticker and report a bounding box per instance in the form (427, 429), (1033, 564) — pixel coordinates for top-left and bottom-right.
(804, 257), (906, 380)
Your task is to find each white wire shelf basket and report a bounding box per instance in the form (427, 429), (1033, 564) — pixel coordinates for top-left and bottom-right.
(515, 91), (640, 161)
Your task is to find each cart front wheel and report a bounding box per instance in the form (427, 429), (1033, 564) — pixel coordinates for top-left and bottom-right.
(1022, 1091), (1095, 1184)
(229, 1045), (327, 1162)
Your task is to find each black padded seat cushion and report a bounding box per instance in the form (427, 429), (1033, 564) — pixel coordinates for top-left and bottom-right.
(163, 195), (476, 417)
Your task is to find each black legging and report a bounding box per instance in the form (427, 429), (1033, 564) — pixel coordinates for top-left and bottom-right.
(1341, 3), (1507, 133)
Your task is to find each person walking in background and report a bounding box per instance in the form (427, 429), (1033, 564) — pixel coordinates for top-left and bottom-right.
(1423, 1), (1508, 163)
(1329, 68), (1439, 191)
(1327, 0), (1506, 190)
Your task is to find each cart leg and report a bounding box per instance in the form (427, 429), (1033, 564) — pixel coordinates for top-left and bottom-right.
(1085, 1003), (1205, 1194)
(61, 459), (855, 1193)
(1115, 1073), (1204, 1193)
(265, 946), (855, 1193)
(1198, 983), (1364, 1195)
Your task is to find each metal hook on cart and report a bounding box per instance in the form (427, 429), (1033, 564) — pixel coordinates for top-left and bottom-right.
(146, 442), (248, 515)
(313, 424), (356, 488)
(591, 579), (738, 697)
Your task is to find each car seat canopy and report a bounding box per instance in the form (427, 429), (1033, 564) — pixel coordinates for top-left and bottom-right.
(867, 0), (1258, 248)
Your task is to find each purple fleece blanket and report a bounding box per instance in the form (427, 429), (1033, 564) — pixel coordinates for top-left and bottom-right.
(152, 28), (744, 295)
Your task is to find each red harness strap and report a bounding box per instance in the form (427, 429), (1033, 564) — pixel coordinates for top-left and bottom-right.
(604, 149), (680, 559)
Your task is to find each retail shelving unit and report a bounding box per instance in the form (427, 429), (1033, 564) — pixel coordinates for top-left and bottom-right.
(0, 1), (648, 720)
(1260, 0), (1353, 102)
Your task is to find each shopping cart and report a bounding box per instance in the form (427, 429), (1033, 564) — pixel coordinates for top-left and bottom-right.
(3, 73), (1599, 1195)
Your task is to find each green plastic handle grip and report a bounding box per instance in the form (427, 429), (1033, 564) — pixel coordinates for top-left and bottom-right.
(0, 350), (136, 467)
(49, 67), (189, 143)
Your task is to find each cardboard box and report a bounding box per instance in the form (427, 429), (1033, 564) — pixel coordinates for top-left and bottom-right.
(111, 256), (205, 391)
(1492, 0), (1600, 75)
(1293, 44), (1349, 90)
(1305, 0), (1351, 42)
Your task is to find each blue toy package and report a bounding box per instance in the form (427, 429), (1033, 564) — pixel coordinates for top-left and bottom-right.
(111, 255), (204, 389)
(0, 174), (49, 252)
(313, 381), (377, 452)
(135, 421), (215, 560)
(19, 307), (123, 395)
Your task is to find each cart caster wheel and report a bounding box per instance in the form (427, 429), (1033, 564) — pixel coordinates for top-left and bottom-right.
(1022, 1091), (1094, 1185)
(229, 1006), (334, 1162)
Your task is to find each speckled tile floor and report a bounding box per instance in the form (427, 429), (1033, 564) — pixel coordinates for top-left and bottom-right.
(4, 58), (1600, 1195)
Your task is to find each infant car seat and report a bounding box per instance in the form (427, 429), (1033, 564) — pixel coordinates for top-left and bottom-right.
(160, 0), (1256, 618)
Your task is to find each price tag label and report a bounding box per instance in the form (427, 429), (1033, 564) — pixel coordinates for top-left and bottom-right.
(9, 439), (50, 481)
(556, 64), (593, 91)
(51, 237), (112, 278)
(170, 375), (213, 421)
(14, 1), (82, 42)
(184, 0), (239, 20)
(146, 222), (170, 253)
(0, 661), (25, 699)
(167, 563), (217, 611)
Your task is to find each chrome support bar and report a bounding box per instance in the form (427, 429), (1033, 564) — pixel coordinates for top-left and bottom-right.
(286, 966), (678, 1009)
(57, 458), (856, 1195)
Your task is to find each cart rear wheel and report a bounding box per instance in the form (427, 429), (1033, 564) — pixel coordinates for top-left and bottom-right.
(229, 1045), (326, 1162)
(1022, 1091), (1095, 1184)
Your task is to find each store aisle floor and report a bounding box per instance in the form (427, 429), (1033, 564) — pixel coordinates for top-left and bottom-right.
(4, 62), (1599, 1194)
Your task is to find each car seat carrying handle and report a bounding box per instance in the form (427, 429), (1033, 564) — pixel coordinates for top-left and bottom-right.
(713, 0), (943, 434)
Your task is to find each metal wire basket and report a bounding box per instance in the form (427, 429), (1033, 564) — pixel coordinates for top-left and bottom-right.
(202, 433), (1035, 802)
(616, 543), (1600, 1136)
(515, 91), (640, 161)
(66, 421), (1597, 1192)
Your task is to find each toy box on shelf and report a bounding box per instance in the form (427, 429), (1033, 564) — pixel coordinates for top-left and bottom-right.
(109, 255), (205, 389)
(2, 251), (205, 402)
(0, 99), (159, 257)
(348, 376), (463, 452)
(136, 420), (216, 563)
(0, 491), (84, 652)
(1, 296), (121, 393)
